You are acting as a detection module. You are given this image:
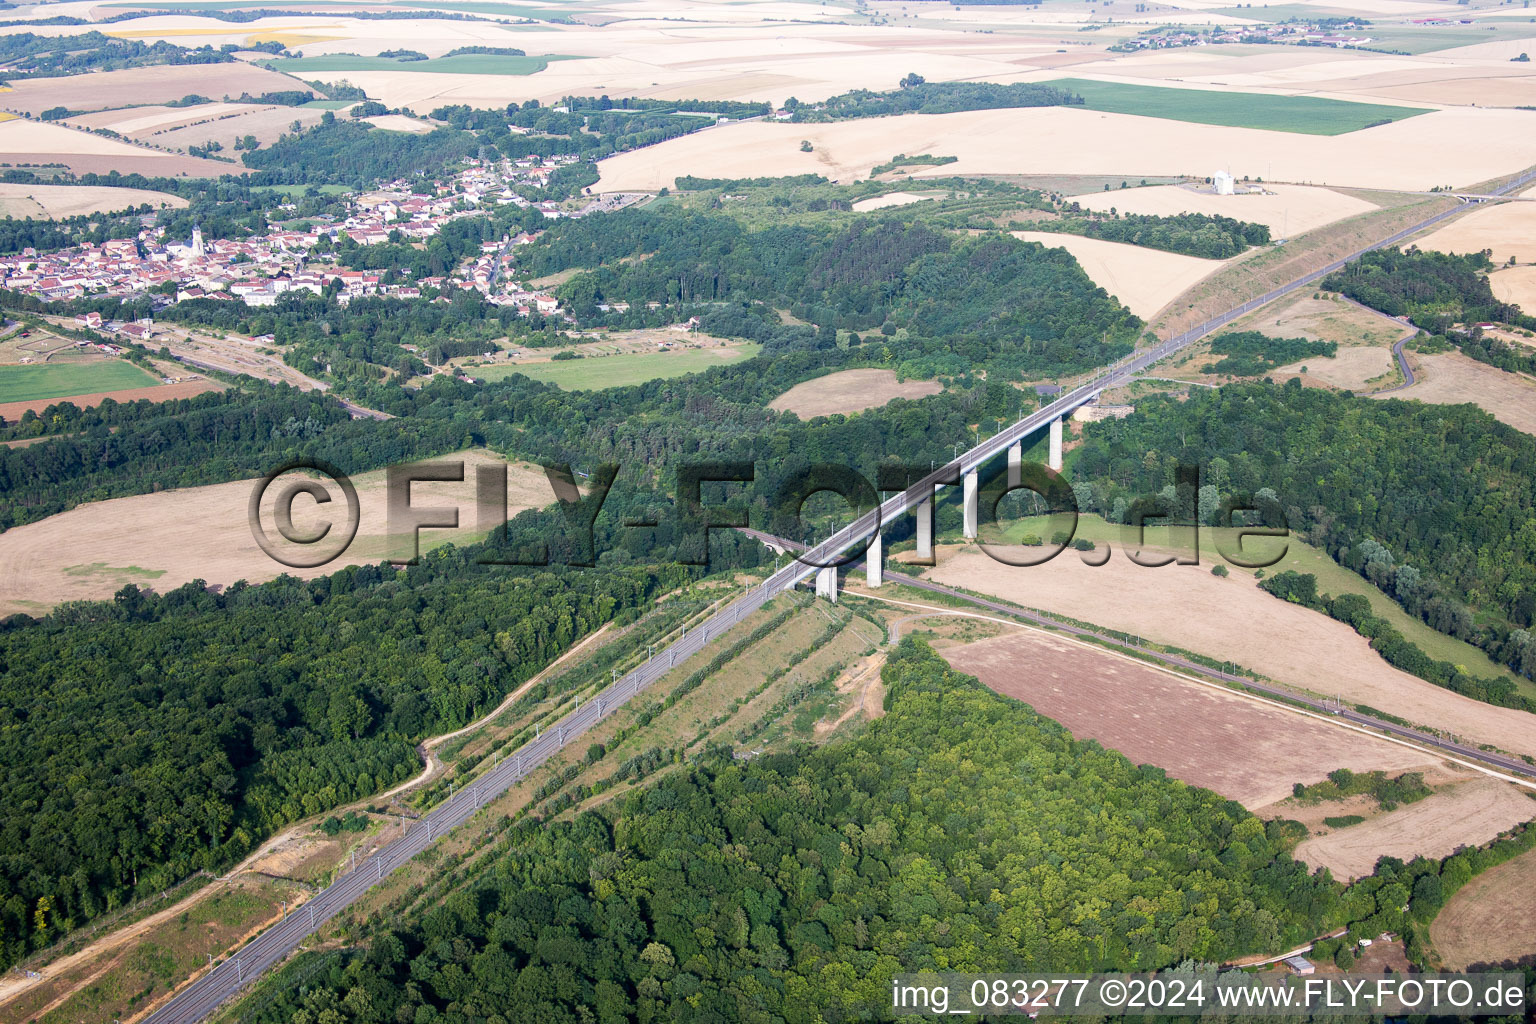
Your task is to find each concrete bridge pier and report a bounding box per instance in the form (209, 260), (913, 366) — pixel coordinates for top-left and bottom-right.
(916, 493), (934, 560)
(1048, 417), (1063, 472)
(866, 531), (882, 588)
(815, 565), (838, 602)
(1007, 442), (1022, 489)
(962, 469), (978, 540)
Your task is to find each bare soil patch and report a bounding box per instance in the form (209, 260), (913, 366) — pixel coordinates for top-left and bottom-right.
(1293, 778), (1535, 880)
(928, 548), (1536, 760)
(0, 450), (552, 616)
(1382, 351), (1536, 435)
(944, 627), (1436, 809)
(768, 368), (940, 418)
(0, 378), (222, 423)
(1431, 841), (1536, 969)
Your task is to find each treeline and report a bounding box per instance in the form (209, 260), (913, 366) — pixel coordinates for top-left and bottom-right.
(238, 639), (1511, 1024)
(1260, 570), (1535, 711)
(1070, 382), (1536, 683)
(0, 386), (470, 531)
(0, 543), (692, 969)
(1207, 330), (1337, 375)
(429, 96), (768, 172)
(1290, 766), (1431, 811)
(790, 80), (1081, 120)
(526, 208), (1140, 381)
(1026, 211), (1272, 260)
(0, 31), (232, 78)
(675, 173), (829, 190)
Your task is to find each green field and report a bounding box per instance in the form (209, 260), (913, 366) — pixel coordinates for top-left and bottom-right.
(0, 360), (159, 405)
(1046, 78), (1431, 135)
(475, 345), (761, 390)
(300, 99), (354, 110)
(261, 53), (571, 76)
(997, 513), (1534, 695)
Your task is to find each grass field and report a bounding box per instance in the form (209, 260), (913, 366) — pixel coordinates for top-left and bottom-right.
(0, 361), (159, 404)
(1046, 78), (1431, 136)
(478, 344), (760, 390)
(300, 99), (354, 110)
(261, 53), (571, 76)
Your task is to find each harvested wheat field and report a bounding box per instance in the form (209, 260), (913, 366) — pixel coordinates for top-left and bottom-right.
(0, 378), (221, 423)
(0, 62), (310, 115)
(1066, 183), (1378, 238)
(1013, 230), (1225, 318)
(0, 182), (186, 219)
(0, 118), (236, 177)
(1382, 351), (1536, 435)
(1275, 346), (1397, 391)
(596, 106), (1536, 195)
(927, 548), (1536, 759)
(66, 101), (251, 136)
(152, 103), (332, 151)
(1293, 779), (1536, 880)
(1417, 200), (1536, 265)
(1431, 841), (1536, 969)
(851, 190), (936, 212)
(363, 114), (435, 133)
(944, 628), (1435, 809)
(768, 368), (940, 418)
(1490, 266), (1536, 315)
(0, 450), (552, 617)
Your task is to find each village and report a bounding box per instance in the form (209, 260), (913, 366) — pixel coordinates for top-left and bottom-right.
(0, 155), (633, 336)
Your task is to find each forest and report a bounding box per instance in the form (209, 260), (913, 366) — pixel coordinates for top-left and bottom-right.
(1321, 246), (1536, 378)
(523, 208), (1141, 382)
(242, 119), (479, 190)
(234, 640), (1493, 1024)
(1205, 330), (1337, 375)
(789, 79), (1081, 120)
(0, 529), (702, 969)
(1069, 382), (1536, 684)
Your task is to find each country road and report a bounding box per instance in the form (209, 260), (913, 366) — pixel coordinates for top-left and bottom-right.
(140, 163), (1536, 1024)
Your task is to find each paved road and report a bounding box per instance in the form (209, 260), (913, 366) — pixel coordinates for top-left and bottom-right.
(142, 163), (1536, 1024)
